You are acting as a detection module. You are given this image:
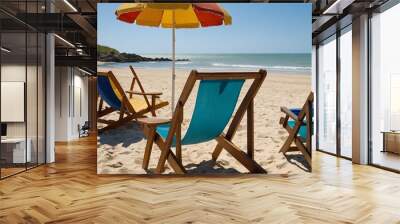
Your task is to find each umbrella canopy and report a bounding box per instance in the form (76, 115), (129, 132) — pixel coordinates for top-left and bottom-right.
(115, 3), (232, 111)
(116, 3), (232, 28)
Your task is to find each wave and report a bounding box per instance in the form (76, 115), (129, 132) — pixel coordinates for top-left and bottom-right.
(268, 66), (311, 71)
(212, 63), (265, 69)
(211, 63), (310, 71)
(98, 61), (311, 72)
(175, 61), (192, 65)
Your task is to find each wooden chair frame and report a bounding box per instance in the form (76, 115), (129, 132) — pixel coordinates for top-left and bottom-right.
(279, 92), (314, 167)
(138, 70), (267, 174)
(97, 67), (168, 133)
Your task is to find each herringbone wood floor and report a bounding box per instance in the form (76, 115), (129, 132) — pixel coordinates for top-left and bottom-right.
(1, 135), (400, 223)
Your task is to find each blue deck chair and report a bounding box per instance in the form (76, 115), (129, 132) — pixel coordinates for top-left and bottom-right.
(97, 69), (168, 133)
(279, 92), (314, 167)
(138, 70), (267, 174)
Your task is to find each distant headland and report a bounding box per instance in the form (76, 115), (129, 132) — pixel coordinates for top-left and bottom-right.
(97, 45), (189, 63)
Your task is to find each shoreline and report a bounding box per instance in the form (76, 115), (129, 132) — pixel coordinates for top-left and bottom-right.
(98, 63), (311, 76)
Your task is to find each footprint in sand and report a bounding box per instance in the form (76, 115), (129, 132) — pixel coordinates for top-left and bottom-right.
(108, 162), (123, 168)
(257, 133), (269, 138)
(119, 150), (131, 155)
(105, 154), (114, 160)
(276, 161), (287, 169)
(106, 150), (115, 154)
(134, 158), (142, 165)
(266, 160), (274, 164)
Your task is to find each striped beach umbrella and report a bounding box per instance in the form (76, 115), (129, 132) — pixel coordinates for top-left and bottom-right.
(115, 3), (232, 111)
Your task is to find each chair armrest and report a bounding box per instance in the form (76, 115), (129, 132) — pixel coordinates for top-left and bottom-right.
(281, 106), (298, 120)
(125, 90), (162, 96)
(137, 117), (171, 126)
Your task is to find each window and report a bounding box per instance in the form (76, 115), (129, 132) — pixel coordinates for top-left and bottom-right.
(339, 26), (352, 158)
(370, 3), (400, 171)
(317, 35), (337, 154)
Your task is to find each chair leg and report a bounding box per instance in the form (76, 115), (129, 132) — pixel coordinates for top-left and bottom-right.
(294, 138), (312, 166)
(142, 127), (156, 170)
(212, 145), (224, 161)
(216, 136), (266, 173)
(154, 142), (185, 174)
(279, 133), (295, 154)
(156, 144), (170, 173)
(155, 147), (185, 174)
(176, 124), (182, 165)
(247, 100), (254, 160)
(150, 96), (157, 117)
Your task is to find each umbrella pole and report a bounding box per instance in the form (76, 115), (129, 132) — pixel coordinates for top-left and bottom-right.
(171, 11), (176, 113)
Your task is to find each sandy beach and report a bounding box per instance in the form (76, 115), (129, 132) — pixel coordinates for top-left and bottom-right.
(97, 67), (311, 175)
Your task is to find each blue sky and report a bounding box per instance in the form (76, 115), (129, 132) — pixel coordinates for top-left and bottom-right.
(98, 3), (311, 54)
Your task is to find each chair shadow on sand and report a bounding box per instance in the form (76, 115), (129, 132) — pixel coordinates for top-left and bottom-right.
(283, 153), (311, 172)
(98, 121), (145, 148)
(145, 160), (241, 174)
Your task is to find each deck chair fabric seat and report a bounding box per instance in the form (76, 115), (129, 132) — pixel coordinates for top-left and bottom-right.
(97, 66), (169, 133)
(138, 70), (267, 174)
(129, 96), (167, 113)
(288, 107), (314, 140)
(287, 120), (307, 140)
(97, 74), (122, 110)
(290, 108), (302, 116)
(155, 79), (245, 146)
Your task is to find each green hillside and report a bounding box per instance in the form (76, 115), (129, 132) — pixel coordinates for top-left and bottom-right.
(97, 45), (120, 55)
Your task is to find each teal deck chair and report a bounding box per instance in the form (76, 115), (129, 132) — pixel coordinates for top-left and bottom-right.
(279, 92), (314, 167)
(138, 70), (267, 174)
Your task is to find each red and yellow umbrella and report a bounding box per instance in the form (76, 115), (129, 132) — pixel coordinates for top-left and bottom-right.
(115, 3), (232, 110)
(116, 3), (232, 28)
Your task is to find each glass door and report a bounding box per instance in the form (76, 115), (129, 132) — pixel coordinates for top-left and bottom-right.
(1, 30), (28, 178)
(0, 1), (47, 179)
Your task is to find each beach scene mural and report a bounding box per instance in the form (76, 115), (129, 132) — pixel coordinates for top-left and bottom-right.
(97, 3), (312, 174)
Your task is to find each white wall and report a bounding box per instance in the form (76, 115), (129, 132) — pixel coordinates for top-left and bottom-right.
(55, 66), (69, 141)
(55, 67), (89, 141)
(1, 65), (31, 138)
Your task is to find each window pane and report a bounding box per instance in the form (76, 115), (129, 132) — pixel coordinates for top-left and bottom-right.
(318, 36), (337, 154)
(340, 28), (352, 158)
(371, 3), (400, 171)
(1, 31), (27, 177)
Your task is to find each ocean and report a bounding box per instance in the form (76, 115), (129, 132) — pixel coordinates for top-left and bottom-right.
(99, 53), (311, 74)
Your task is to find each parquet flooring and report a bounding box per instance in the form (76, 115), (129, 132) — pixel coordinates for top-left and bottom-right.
(0, 135), (400, 223)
